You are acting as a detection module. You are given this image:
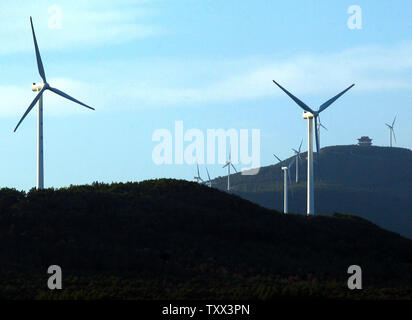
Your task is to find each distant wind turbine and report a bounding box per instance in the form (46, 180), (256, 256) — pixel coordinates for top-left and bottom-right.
(292, 139), (303, 183)
(14, 17), (94, 190)
(385, 116), (397, 147)
(273, 80), (354, 215)
(317, 115), (328, 148)
(194, 163), (204, 183)
(205, 167), (212, 188)
(274, 154), (296, 214)
(223, 146), (237, 191)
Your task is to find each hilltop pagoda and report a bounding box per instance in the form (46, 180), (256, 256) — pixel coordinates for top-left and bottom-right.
(357, 136), (372, 146)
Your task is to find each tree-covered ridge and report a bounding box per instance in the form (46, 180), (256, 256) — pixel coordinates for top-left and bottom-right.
(0, 179), (411, 299)
(212, 145), (412, 238)
(213, 145), (412, 193)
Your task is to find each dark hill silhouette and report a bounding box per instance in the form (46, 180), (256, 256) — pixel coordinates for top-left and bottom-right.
(0, 179), (411, 299)
(212, 145), (412, 238)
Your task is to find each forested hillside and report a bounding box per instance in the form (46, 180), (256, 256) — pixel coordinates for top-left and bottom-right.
(212, 145), (412, 238)
(0, 179), (411, 299)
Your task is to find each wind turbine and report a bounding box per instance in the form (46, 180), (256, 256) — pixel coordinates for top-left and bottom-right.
(205, 167), (212, 187)
(223, 146), (237, 191)
(194, 163), (204, 183)
(292, 139), (303, 183)
(274, 154), (296, 214)
(14, 17), (94, 190)
(273, 80), (354, 215)
(317, 115), (328, 148)
(385, 116), (397, 147)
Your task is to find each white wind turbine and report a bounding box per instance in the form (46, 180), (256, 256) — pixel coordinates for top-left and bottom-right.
(291, 139), (303, 183)
(14, 17), (94, 190)
(205, 167), (212, 188)
(273, 80), (354, 215)
(194, 163), (204, 183)
(223, 146), (237, 191)
(274, 154), (296, 214)
(385, 116), (397, 147)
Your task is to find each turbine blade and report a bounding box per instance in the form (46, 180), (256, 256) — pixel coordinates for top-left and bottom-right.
(318, 84), (355, 113)
(385, 123), (392, 128)
(222, 163), (229, 168)
(287, 170), (294, 199)
(231, 163), (237, 173)
(392, 115), (397, 127)
(288, 156), (297, 170)
(206, 167), (211, 181)
(288, 169), (292, 186)
(392, 129), (397, 143)
(292, 148), (299, 154)
(298, 138), (303, 152)
(30, 17), (46, 83)
(48, 86), (94, 110)
(197, 163), (200, 177)
(320, 123), (328, 131)
(272, 80), (314, 113)
(14, 87), (45, 132)
(314, 153), (321, 182)
(314, 116), (320, 155)
(273, 154), (282, 163)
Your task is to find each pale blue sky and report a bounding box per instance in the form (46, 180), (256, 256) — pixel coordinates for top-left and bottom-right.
(0, 0), (411, 190)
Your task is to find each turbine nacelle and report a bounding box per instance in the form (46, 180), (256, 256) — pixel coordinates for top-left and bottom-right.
(32, 82), (45, 92)
(302, 111), (315, 119)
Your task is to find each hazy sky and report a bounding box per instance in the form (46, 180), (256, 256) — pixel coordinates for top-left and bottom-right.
(0, 0), (411, 190)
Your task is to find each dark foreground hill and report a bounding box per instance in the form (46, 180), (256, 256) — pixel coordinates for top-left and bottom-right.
(212, 145), (412, 239)
(0, 180), (411, 300)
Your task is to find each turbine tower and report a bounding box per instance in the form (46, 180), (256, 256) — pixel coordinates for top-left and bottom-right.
(14, 17), (94, 190)
(194, 163), (204, 183)
(274, 154), (296, 214)
(223, 146), (237, 191)
(385, 116), (397, 147)
(273, 80), (354, 215)
(292, 139), (303, 183)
